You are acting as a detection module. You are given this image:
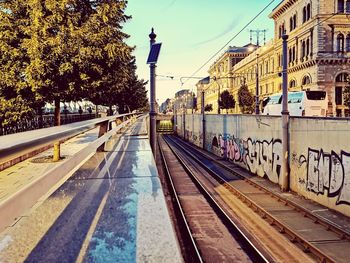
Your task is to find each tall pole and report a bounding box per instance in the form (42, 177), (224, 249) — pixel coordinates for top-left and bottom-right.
(183, 101), (186, 139)
(217, 81), (221, 114)
(255, 53), (260, 114)
(201, 90), (205, 149)
(281, 34), (290, 191)
(173, 104), (176, 133)
(149, 28), (157, 157)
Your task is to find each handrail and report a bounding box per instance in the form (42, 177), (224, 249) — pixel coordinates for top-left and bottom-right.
(0, 113), (136, 168)
(0, 114), (138, 232)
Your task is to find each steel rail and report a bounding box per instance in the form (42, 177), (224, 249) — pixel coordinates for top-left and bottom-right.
(158, 136), (202, 263)
(174, 136), (350, 241)
(0, 113), (138, 167)
(168, 135), (337, 263)
(162, 135), (269, 263)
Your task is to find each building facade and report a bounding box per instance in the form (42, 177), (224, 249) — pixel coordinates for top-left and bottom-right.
(203, 0), (350, 116)
(196, 77), (210, 113)
(173, 89), (195, 114)
(204, 44), (258, 114)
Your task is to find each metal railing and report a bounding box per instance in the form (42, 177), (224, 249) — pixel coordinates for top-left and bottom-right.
(0, 113), (97, 136)
(0, 112), (140, 233)
(0, 113), (137, 169)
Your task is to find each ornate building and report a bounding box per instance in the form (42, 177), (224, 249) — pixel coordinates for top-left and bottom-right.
(202, 0), (350, 116)
(203, 44), (258, 114)
(196, 76), (210, 112)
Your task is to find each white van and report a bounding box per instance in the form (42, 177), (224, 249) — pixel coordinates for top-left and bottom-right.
(262, 90), (328, 116)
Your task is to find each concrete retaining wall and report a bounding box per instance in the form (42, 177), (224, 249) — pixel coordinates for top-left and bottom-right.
(290, 117), (350, 216)
(175, 113), (350, 216)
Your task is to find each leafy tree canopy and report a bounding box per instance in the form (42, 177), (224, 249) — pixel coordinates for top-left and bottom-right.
(0, 0), (148, 128)
(204, 104), (213, 112)
(219, 90), (235, 114)
(238, 84), (255, 114)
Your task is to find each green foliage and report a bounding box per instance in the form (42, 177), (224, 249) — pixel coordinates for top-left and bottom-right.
(204, 104), (213, 112)
(344, 83), (350, 108)
(238, 84), (255, 114)
(0, 96), (35, 130)
(219, 90), (235, 114)
(0, 0), (148, 128)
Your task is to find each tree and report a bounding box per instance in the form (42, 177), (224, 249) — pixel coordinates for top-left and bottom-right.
(1, 0), (133, 126)
(0, 1), (44, 130)
(204, 104), (213, 112)
(219, 90), (235, 114)
(343, 83), (350, 110)
(238, 83), (255, 114)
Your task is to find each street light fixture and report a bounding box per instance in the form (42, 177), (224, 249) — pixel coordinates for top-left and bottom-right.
(147, 28), (162, 156)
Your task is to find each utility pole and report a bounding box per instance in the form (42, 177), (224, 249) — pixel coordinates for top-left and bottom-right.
(281, 33), (290, 191)
(147, 28), (161, 157)
(255, 53), (260, 114)
(250, 29), (267, 46)
(201, 89), (205, 149)
(217, 80), (221, 114)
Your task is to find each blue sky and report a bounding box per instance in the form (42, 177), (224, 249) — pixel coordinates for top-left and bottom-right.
(123, 0), (278, 104)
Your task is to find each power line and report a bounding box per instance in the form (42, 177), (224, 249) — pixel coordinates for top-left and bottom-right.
(181, 0), (277, 86)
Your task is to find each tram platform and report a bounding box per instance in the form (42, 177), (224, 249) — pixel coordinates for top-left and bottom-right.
(0, 117), (182, 262)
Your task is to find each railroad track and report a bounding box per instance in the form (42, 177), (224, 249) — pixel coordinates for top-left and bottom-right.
(158, 135), (271, 262)
(167, 135), (350, 263)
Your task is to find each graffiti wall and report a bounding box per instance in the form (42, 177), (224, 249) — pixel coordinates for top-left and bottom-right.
(176, 114), (350, 216)
(185, 114), (203, 148)
(290, 118), (350, 215)
(204, 115), (283, 184)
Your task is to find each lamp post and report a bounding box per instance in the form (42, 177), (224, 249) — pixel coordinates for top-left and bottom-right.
(149, 29), (156, 156)
(255, 53), (260, 114)
(281, 33), (290, 191)
(201, 89), (206, 149)
(217, 79), (221, 114)
(147, 28), (161, 157)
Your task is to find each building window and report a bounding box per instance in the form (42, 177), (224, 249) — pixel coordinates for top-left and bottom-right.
(302, 40), (306, 58)
(336, 87), (343, 105)
(337, 33), (345, 52)
(335, 72), (349, 82)
(293, 14), (297, 29)
(306, 39), (310, 56)
(347, 34), (350, 51)
(290, 80), (297, 88)
(289, 49), (292, 63)
(303, 7), (306, 23)
(338, 0), (345, 13)
(306, 3), (311, 20)
(347, 0), (350, 12)
(292, 46), (296, 61)
(302, 75), (311, 85)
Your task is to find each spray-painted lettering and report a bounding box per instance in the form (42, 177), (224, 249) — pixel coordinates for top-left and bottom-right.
(306, 148), (350, 205)
(211, 134), (282, 184)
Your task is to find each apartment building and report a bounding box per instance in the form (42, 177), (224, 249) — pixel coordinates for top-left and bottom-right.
(204, 0), (350, 116)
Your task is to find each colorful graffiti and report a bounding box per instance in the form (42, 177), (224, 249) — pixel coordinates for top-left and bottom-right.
(211, 134), (282, 184)
(305, 148), (350, 205)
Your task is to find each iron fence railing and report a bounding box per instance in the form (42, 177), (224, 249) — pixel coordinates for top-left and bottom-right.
(0, 113), (97, 136)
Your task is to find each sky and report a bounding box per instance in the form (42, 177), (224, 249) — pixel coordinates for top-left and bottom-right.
(123, 0), (278, 105)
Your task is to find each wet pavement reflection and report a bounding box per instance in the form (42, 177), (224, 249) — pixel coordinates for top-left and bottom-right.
(10, 122), (182, 263)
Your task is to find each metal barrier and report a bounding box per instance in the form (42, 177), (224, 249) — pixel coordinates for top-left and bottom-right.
(0, 112), (139, 232)
(0, 113), (137, 170)
(0, 113), (97, 136)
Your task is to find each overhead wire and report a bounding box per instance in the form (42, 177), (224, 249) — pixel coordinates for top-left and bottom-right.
(181, 0), (277, 86)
